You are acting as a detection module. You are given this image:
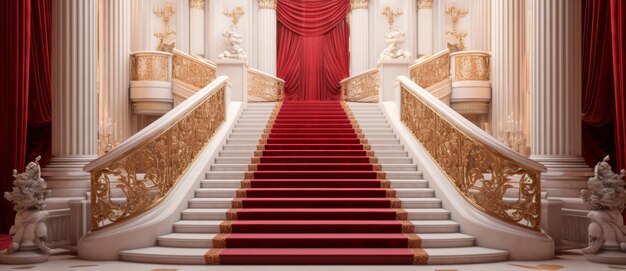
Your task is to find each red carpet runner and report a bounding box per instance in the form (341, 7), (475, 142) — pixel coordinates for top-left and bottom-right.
(205, 101), (428, 265)
(0, 235), (11, 251)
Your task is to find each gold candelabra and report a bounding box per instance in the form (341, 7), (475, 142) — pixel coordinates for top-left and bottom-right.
(445, 4), (468, 51)
(224, 6), (245, 27)
(381, 5), (403, 30)
(154, 3), (176, 52)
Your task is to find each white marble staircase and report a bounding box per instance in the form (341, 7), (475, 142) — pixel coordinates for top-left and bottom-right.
(118, 102), (509, 265)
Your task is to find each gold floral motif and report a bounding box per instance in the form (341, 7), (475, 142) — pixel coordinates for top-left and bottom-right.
(248, 69), (285, 102)
(410, 51), (450, 89)
(341, 69), (379, 102)
(90, 87), (226, 230)
(189, 0), (205, 9)
(258, 0), (277, 9)
(172, 51), (217, 89)
(400, 86), (541, 231)
(416, 0), (433, 9)
(454, 54), (490, 81)
(131, 55), (170, 81)
(351, 0), (368, 9)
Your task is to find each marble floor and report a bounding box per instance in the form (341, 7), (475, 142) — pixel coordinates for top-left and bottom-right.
(0, 249), (624, 271)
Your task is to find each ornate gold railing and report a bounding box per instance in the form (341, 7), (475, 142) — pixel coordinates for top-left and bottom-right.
(340, 68), (379, 102)
(172, 49), (217, 89)
(85, 77), (228, 230)
(450, 51), (490, 81)
(131, 51), (172, 82)
(247, 68), (284, 102)
(409, 49), (450, 89)
(398, 77), (545, 231)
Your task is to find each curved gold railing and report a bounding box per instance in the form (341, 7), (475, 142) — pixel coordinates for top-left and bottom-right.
(172, 48), (217, 89)
(131, 51), (172, 82)
(340, 68), (380, 102)
(398, 76), (545, 231)
(247, 68), (285, 102)
(450, 51), (490, 81)
(409, 49), (450, 89)
(85, 76), (228, 231)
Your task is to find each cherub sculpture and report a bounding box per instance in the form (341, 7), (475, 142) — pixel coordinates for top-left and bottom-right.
(581, 155), (626, 253)
(218, 27), (247, 60)
(3, 156), (51, 254)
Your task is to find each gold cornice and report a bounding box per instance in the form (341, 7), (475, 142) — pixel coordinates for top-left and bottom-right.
(258, 0), (277, 10)
(351, 0), (368, 10)
(189, 0), (205, 9)
(417, 0), (433, 9)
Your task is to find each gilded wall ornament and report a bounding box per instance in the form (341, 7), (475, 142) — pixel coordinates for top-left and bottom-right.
(350, 0), (368, 10)
(189, 0), (205, 9)
(445, 4), (468, 52)
(400, 86), (541, 231)
(153, 3), (177, 52)
(416, 0), (433, 9)
(258, 0), (277, 10)
(379, 6), (411, 61)
(219, 6), (247, 60)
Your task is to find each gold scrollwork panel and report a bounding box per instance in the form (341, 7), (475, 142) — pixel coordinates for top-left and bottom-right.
(90, 88), (226, 230)
(131, 55), (169, 81)
(400, 86), (541, 231)
(410, 53), (450, 89)
(341, 71), (379, 102)
(172, 54), (216, 89)
(454, 55), (490, 81)
(248, 71), (284, 102)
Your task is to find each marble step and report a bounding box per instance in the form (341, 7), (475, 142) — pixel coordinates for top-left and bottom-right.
(217, 150), (410, 158)
(205, 171), (423, 180)
(222, 144), (404, 151)
(187, 197), (440, 209)
(210, 163), (418, 172)
(229, 132), (398, 139)
(225, 138), (400, 145)
(119, 246), (508, 265)
(194, 188), (434, 198)
(181, 208), (450, 221)
(199, 179), (428, 189)
(213, 156), (412, 165)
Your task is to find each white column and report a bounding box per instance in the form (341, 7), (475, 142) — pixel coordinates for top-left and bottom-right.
(257, 0), (277, 75)
(99, 0), (131, 155)
(529, 0), (590, 200)
(190, 0), (205, 56)
(490, 0), (529, 155)
(471, 0), (491, 51)
(44, 0), (98, 209)
(349, 0), (369, 75)
(177, 0), (190, 53)
(130, 0), (154, 51)
(417, 0), (433, 56)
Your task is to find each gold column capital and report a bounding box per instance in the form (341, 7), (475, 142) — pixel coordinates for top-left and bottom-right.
(189, 0), (205, 9)
(258, 0), (277, 10)
(351, 0), (368, 10)
(417, 0), (433, 9)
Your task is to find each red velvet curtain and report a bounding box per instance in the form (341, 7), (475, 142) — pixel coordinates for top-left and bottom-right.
(610, 0), (626, 173)
(0, 0), (51, 233)
(277, 0), (350, 101)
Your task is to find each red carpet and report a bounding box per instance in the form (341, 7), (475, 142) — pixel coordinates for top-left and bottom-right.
(0, 234), (12, 251)
(206, 101), (428, 265)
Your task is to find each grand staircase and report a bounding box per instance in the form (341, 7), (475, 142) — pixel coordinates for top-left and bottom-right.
(119, 101), (509, 265)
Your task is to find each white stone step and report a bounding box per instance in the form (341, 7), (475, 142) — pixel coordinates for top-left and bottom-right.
(193, 188), (433, 198)
(187, 197), (440, 209)
(199, 179), (428, 189)
(213, 156), (413, 165)
(181, 208), (450, 221)
(423, 247), (509, 264)
(209, 163), (417, 172)
(419, 233), (475, 248)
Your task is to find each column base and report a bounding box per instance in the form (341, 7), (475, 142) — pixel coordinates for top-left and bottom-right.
(531, 156), (594, 205)
(42, 156), (97, 210)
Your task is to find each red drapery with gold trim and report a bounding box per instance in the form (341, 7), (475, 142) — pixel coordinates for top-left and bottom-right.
(277, 0), (350, 101)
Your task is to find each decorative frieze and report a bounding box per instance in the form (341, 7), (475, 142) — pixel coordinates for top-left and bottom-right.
(417, 0), (433, 9)
(258, 0), (277, 10)
(351, 0), (368, 10)
(189, 0), (205, 9)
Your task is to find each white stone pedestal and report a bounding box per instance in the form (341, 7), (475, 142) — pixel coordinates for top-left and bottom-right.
(586, 251), (626, 265)
(378, 59), (412, 103)
(216, 59), (248, 102)
(0, 250), (50, 265)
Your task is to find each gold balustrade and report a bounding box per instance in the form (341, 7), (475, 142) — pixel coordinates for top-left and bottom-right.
(399, 79), (543, 231)
(87, 78), (227, 231)
(130, 51), (172, 81)
(409, 49), (450, 89)
(247, 68), (284, 102)
(451, 51), (490, 81)
(340, 68), (380, 102)
(172, 49), (217, 89)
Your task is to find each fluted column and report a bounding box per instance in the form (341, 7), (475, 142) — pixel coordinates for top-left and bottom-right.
(45, 0), (98, 209)
(257, 0), (277, 75)
(177, 0), (190, 53)
(416, 0), (433, 56)
(529, 0), (590, 200)
(471, 0), (491, 51)
(490, 0), (529, 155)
(349, 0), (369, 75)
(130, 0), (154, 51)
(98, 0), (131, 155)
(190, 0), (205, 56)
